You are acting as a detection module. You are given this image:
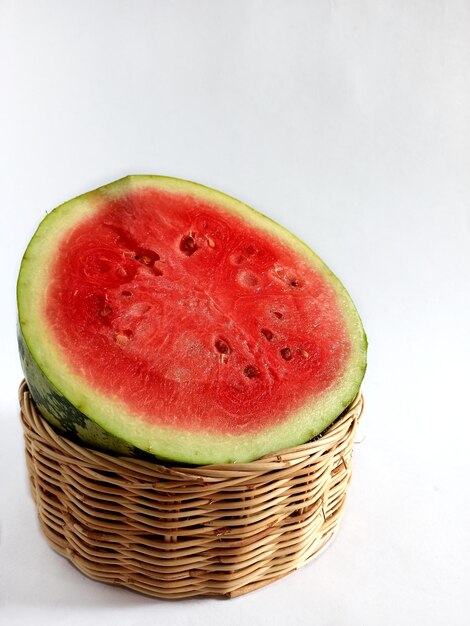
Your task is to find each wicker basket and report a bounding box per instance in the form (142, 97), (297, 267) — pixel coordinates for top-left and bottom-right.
(19, 380), (364, 599)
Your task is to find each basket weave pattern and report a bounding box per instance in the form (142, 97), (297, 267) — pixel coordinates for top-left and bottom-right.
(19, 381), (363, 599)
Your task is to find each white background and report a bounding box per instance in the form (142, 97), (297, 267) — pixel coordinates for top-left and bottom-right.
(1, 1), (469, 624)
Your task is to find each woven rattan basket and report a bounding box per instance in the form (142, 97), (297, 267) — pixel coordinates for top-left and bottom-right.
(19, 380), (364, 599)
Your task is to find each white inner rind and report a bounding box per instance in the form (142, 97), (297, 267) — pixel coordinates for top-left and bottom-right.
(17, 175), (367, 464)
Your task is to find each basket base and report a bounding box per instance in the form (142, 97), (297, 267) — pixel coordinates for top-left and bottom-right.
(43, 524), (340, 599)
(19, 381), (363, 599)
(38, 497), (342, 599)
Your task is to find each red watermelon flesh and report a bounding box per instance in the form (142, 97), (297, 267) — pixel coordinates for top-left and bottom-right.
(17, 176), (366, 464)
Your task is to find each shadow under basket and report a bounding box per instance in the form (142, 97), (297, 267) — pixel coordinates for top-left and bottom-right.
(19, 380), (364, 599)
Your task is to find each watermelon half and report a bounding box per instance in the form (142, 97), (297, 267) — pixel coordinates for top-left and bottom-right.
(17, 176), (367, 464)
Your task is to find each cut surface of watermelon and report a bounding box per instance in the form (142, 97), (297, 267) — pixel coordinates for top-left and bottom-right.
(17, 176), (367, 464)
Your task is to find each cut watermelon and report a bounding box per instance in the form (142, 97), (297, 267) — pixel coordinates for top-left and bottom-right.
(17, 176), (367, 464)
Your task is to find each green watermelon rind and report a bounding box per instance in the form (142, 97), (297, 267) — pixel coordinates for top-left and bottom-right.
(17, 175), (367, 465)
(18, 326), (152, 458)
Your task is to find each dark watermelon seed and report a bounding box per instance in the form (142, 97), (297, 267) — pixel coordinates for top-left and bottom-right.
(290, 278), (303, 288)
(273, 311), (283, 319)
(180, 235), (198, 256)
(244, 365), (260, 378)
(134, 249), (160, 266)
(280, 347), (292, 361)
(215, 338), (231, 354)
(135, 254), (150, 264)
(261, 328), (274, 341)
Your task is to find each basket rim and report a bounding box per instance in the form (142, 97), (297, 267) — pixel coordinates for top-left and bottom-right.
(19, 380), (363, 479)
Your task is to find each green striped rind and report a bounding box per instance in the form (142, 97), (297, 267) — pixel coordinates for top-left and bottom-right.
(18, 326), (155, 459)
(17, 175), (367, 465)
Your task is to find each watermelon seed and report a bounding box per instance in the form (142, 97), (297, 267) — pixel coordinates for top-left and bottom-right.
(273, 311), (283, 319)
(261, 328), (274, 341)
(134, 249), (160, 266)
(244, 365), (260, 378)
(280, 347), (292, 361)
(99, 307), (112, 317)
(206, 236), (215, 248)
(215, 338), (231, 354)
(231, 253), (246, 265)
(298, 348), (309, 359)
(114, 329), (133, 345)
(121, 290), (132, 297)
(180, 235), (198, 256)
(238, 270), (259, 287)
(290, 278), (303, 288)
(135, 254), (150, 264)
